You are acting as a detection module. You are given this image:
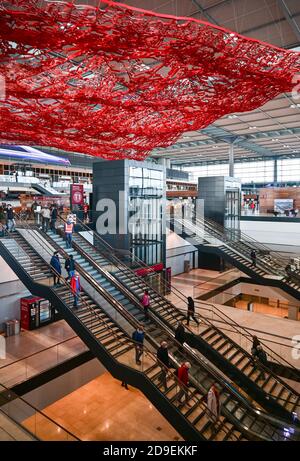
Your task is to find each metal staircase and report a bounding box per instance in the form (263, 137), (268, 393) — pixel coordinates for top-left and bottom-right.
(0, 227), (298, 441)
(25, 216), (300, 425)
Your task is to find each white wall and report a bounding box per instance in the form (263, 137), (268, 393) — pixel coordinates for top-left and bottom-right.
(241, 220), (300, 250)
(166, 230), (198, 276)
(209, 281), (300, 307)
(0, 257), (29, 331)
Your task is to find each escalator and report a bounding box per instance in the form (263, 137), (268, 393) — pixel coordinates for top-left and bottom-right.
(0, 228), (298, 441)
(170, 214), (300, 301)
(30, 217), (300, 424)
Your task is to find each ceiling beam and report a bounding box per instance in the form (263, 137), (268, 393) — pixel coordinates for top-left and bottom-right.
(277, 0), (300, 41)
(191, 0), (218, 25)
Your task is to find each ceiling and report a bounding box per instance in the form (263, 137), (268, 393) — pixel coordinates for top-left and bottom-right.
(105, 0), (300, 166)
(8, 0), (300, 167)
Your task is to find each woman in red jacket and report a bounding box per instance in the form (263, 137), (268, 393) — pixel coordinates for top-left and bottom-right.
(177, 362), (191, 406)
(70, 272), (81, 308)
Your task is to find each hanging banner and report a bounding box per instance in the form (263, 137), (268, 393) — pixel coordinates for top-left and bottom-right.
(71, 184), (84, 206)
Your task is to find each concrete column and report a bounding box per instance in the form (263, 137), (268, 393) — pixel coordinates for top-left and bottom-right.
(229, 144), (234, 177)
(158, 158), (170, 168)
(273, 158), (278, 186)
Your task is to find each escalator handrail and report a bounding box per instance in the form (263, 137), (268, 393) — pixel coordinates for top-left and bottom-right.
(204, 216), (289, 265)
(49, 218), (300, 431)
(7, 221), (300, 436)
(62, 214), (300, 385)
(170, 216), (300, 376)
(1, 232), (244, 441)
(31, 220), (285, 432)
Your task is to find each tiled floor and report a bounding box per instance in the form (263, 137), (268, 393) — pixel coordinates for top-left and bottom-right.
(22, 372), (183, 441)
(0, 320), (87, 387)
(169, 269), (300, 370)
(235, 300), (300, 321)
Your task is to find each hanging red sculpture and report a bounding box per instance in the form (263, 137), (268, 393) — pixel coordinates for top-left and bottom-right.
(0, 0), (299, 160)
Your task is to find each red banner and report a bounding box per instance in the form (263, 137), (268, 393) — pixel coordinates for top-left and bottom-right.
(135, 263), (164, 277)
(71, 184), (84, 206)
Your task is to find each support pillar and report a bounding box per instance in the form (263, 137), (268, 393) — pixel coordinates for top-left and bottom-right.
(229, 144), (234, 177)
(274, 158), (278, 186)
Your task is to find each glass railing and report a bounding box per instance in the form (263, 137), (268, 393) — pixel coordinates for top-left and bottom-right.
(0, 383), (79, 441)
(0, 336), (87, 388)
(193, 269), (241, 299)
(10, 217), (300, 440)
(55, 213), (300, 378)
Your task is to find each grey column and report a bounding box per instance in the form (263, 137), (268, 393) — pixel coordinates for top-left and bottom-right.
(229, 144), (234, 177)
(274, 158), (278, 186)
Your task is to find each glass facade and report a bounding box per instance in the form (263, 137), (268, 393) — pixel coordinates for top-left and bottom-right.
(128, 166), (165, 266)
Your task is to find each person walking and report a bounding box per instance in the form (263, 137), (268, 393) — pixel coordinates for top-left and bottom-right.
(5, 204), (15, 233)
(250, 249), (256, 267)
(256, 345), (268, 381)
(64, 218), (74, 249)
(175, 322), (185, 353)
(141, 289), (150, 321)
(177, 362), (191, 406)
(132, 325), (145, 365)
(156, 341), (171, 391)
(65, 254), (76, 281)
(251, 335), (261, 364)
(83, 202), (89, 223)
(50, 251), (61, 286)
(41, 205), (50, 233)
(285, 263), (292, 282)
(70, 272), (81, 309)
(121, 381), (129, 390)
(50, 205), (58, 232)
(187, 296), (199, 326)
(206, 383), (221, 434)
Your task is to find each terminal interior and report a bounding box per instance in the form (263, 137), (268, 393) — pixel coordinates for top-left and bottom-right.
(0, 0), (300, 443)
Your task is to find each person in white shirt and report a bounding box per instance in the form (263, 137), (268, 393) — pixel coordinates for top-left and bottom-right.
(41, 206), (50, 232)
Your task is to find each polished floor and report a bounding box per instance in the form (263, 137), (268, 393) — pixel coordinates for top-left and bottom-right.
(170, 268), (300, 371)
(0, 320), (87, 387)
(235, 300), (300, 321)
(22, 372), (183, 441)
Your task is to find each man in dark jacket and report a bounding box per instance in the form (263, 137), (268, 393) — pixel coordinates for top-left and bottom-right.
(175, 322), (185, 353)
(50, 205), (58, 232)
(157, 341), (171, 391)
(256, 345), (267, 380)
(187, 296), (200, 326)
(132, 326), (145, 365)
(250, 249), (256, 267)
(50, 251), (61, 286)
(5, 204), (15, 232)
(65, 254), (76, 281)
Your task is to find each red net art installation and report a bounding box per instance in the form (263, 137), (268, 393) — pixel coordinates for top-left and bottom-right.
(0, 1), (300, 160)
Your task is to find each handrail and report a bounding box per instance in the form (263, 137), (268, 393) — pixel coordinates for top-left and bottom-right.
(0, 372), (79, 440)
(0, 334), (83, 370)
(1, 230), (246, 441)
(13, 219), (300, 437)
(193, 268), (240, 291)
(50, 216), (300, 427)
(173, 215), (285, 277)
(200, 215), (289, 268)
(64, 214), (300, 382)
(11, 220), (131, 364)
(203, 215), (289, 263)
